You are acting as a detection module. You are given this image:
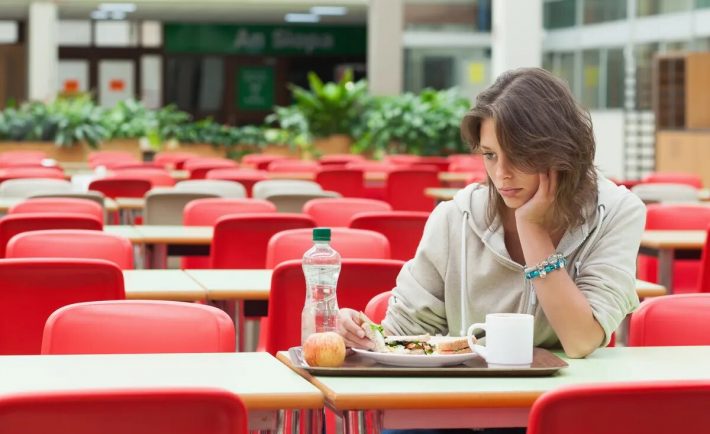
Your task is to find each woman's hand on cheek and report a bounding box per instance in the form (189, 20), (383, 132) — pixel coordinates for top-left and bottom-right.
(515, 170), (558, 228)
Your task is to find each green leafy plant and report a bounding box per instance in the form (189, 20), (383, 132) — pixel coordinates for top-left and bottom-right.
(354, 88), (470, 156)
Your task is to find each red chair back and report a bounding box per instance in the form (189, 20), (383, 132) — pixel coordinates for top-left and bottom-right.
(628, 294), (710, 346)
(111, 169), (176, 187)
(188, 162), (239, 180)
(349, 211), (429, 260)
(318, 154), (365, 166)
(206, 169), (268, 197)
(9, 198), (104, 224)
(266, 228), (390, 268)
(89, 178), (153, 198)
(241, 154), (289, 170)
(0, 389), (248, 434)
(364, 291), (392, 323)
(642, 172), (702, 189)
(267, 160), (321, 173)
(262, 259), (404, 354)
(527, 381), (710, 434)
(154, 151), (198, 169)
(211, 213), (316, 269)
(6, 229), (134, 269)
(42, 300), (235, 354)
(639, 204), (710, 293)
(0, 167), (65, 183)
(386, 168), (440, 211)
(0, 213), (102, 258)
(0, 258), (125, 355)
(303, 198), (392, 227)
(182, 198), (278, 268)
(699, 225), (710, 293)
(315, 169), (365, 198)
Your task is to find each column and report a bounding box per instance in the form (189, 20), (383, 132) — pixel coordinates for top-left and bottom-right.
(367, 0), (403, 96)
(28, 1), (58, 101)
(491, 0), (542, 79)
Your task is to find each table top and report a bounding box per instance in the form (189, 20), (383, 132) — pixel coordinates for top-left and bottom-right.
(635, 279), (666, 298)
(114, 197), (145, 210)
(425, 188), (459, 201)
(133, 225), (213, 244)
(104, 225), (144, 242)
(0, 196), (118, 213)
(640, 230), (706, 250)
(0, 352), (323, 410)
(277, 346), (710, 411)
(185, 269), (272, 300)
(123, 269), (206, 301)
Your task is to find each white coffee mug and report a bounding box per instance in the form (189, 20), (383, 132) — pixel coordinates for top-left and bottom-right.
(466, 313), (534, 367)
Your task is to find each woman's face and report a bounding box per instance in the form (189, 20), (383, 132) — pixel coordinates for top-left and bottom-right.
(480, 118), (540, 209)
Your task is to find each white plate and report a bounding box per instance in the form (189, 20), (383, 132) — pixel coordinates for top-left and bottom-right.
(351, 348), (479, 367)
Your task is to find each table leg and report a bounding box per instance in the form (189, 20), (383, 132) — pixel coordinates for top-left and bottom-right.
(147, 243), (167, 269)
(658, 248), (674, 294)
(302, 409), (323, 434)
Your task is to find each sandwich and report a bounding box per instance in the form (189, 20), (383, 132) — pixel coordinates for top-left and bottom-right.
(358, 312), (471, 355)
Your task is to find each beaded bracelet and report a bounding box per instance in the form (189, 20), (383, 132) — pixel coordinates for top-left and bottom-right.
(524, 253), (566, 280)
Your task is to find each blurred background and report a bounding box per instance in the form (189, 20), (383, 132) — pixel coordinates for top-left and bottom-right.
(0, 0), (709, 183)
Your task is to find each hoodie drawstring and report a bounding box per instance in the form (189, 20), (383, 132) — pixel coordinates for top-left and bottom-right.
(460, 210), (469, 336)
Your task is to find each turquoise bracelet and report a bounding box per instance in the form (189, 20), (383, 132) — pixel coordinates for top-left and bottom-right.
(524, 253), (566, 280)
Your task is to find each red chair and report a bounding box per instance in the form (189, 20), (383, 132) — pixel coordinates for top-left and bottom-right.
(0, 167), (65, 183)
(188, 162), (239, 180)
(105, 162), (164, 170)
(154, 151), (198, 169)
(266, 227), (390, 268)
(42, 300), (235, 354)
(261, 259), (404, 354)
(386, 168), (440, 211)
(88, 150), (136, 163)
(6, 229), (134, 269)
(315, 168), (365, 198)
(0, 389), (248, 434)
(0, 258), (125, 355)
(9, 198), (104, 224)
(206, 168), (268, 197)
(267, 160), (321, 173)
(0, 213), (102, 258)
(184, 158), (237, 171)
(318, 154), (365, 167)
(182, 198), (277, 268)
(628, 294), (710, 346)
(89, 178), (153, 199)
(698, 224), (710, 293)
(642, 172), (702, 189)
(241, 154), (289, 170)
(448, 155), (485, 173)
(364, 291), (392, 323)
(410, 156), (450, 172)
(349, 211), (429, 260)
(638, 204), (710, 293)
(303, 198), (392, 227)
(211, 213), (316, 269)
(110, 168), (176, 187)
(527, 381), (710, 434)
(383, 154), (421, 166)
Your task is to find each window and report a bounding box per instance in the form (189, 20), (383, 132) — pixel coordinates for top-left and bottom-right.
(606, 48), (624, 109)
(634, 42), (659, 110)
(584, 0), (626, 24)
(637, 0), (692, 16)
(582, 49), (600, 109)
(544, 0), (576, 29)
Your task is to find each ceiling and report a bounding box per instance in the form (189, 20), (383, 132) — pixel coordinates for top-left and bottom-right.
(0, 0), (369, 23)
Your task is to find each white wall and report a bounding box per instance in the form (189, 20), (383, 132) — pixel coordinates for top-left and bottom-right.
(590, 110), (625, 180)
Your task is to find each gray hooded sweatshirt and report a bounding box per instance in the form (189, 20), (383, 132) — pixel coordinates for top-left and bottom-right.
(381, 175), (646, 348)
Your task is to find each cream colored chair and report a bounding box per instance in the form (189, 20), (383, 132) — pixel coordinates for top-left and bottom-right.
(252, 180), (323, 200)
(0, 178), (74, 198)
(174, 179), (247, 198)
(264, 191), (342, 213)
(631, 183), (700, 204)
(144, 190), (220, 225)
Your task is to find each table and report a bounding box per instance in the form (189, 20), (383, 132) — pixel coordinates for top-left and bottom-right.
(133, 225), (213, 268)
(278, 346), (710, 433)
(0, 196), (119, 213)
(0, 352), (324, 432)
(425, 187), (459, 202)
(639, 230), (706, 292)
(634, 279), (666, 298)
(122, 269), (206, 301)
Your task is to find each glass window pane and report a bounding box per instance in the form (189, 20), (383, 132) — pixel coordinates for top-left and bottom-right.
(198, 57), (223, 112)
(0, 21), (19, 44)
(58, 20), (91, 46)
(635, 42), (659, 110)
(584, 0), (627, 24)
(141, 55), (162, 109)
(544, 0), (576, 29)
(697, 0), (710, 8)
(637, 0), (692, 16)
(95, 21), (138, 47)
(582, 50), (600, 109)
(606, 48), (624, 109)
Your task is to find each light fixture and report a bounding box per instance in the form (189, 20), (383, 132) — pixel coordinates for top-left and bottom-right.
(310, 6), (348, 16)
(98, 3), (136, 13)
(284, 13), (320, 23)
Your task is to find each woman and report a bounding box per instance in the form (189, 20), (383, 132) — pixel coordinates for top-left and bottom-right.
(338, 67), (645, 358)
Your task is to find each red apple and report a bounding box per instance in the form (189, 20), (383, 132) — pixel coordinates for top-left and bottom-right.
(303, 332), (346, 367)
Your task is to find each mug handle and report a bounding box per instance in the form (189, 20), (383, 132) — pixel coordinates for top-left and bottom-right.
(467, 323), (488, 360)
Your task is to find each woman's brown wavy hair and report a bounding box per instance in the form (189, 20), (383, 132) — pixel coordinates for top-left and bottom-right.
(461, 67), (597, 231)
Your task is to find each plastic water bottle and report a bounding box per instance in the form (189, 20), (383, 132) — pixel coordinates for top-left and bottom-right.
(301, 227), (341, 345)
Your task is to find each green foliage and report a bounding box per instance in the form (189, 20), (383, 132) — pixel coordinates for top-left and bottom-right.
(354, 88), (470, 156)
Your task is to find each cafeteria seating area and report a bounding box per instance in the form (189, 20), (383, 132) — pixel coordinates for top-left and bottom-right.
(3, 0), (710, 432)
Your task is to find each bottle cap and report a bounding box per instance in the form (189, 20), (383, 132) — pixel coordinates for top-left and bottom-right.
(312, 227), (331, 242)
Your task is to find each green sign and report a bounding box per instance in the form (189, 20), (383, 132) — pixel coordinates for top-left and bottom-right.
(237, 66), (274, 111)
(164, 24), (366, 55)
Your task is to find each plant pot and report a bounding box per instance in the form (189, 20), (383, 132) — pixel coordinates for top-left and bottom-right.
(261, 144), (302, 159)
(0, 141), (90, 162)
(313, 134), (353, 156)
(168, 142), (228, 158)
